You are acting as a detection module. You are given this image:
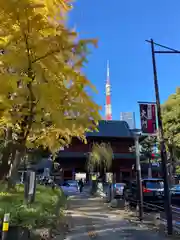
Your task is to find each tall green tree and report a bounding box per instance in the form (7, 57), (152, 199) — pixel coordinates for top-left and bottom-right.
(140, 136), (158, 177)
(162, 87), (180, 181)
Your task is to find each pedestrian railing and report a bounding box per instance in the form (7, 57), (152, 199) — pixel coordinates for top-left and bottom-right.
(125, 198), (180, 233)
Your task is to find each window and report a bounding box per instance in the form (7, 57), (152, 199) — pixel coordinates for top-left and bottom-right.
(144, 180), (164, 189)
(171, 185), (180, 192)
(62, 183), (70, 187)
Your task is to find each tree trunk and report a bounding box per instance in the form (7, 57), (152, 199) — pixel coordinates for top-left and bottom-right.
(0, 145), (12, 180)
(0, 128), (13, 180)
(8, 144), (25, 189)
(99, 162), (106, 182)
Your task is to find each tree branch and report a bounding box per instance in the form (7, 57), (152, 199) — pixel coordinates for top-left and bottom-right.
(32, 49), (61, 63)
(32, 41), (76, 64)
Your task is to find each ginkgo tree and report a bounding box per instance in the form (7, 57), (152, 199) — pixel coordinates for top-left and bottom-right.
(0, 0), (101, 184)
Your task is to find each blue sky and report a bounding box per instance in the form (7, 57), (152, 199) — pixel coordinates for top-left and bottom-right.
(68, 0), (180, 127)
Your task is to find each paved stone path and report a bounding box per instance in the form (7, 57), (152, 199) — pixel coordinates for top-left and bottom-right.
(63, 192), (168, 240)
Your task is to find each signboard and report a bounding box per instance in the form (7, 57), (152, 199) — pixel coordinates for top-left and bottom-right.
(152, 162), (160, 167)
(139, 102), (157, 135)
(28, 171), (36, 195)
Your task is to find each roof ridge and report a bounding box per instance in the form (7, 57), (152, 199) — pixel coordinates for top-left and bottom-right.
(86, 120), (133, 138)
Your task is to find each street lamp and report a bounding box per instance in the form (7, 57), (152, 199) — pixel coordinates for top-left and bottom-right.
(145, 39), (180, 235)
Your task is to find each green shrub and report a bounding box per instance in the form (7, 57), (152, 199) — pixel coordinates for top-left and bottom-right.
(0, 184), (66, 229)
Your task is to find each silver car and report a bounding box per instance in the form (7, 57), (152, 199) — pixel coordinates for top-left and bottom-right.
(114, 183), (126, 198)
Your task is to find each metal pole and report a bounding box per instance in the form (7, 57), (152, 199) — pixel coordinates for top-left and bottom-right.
(135, 135), (143, 221)
(148, 157), (152, 178)
(150, 39), (173, 235)
(2, 213), (10, 240)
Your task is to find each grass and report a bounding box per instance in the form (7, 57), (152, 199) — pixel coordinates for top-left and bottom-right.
(0, 183), (67, 229)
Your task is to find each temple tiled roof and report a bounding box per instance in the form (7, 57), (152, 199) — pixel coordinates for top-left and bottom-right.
(86, 120), (133, 138)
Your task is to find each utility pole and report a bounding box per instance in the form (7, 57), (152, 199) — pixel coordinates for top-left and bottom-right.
(148, 39), (173, 235)
(134, 134), (143, 221)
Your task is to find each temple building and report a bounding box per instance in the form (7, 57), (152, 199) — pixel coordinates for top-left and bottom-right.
(56, 120), (140, 182)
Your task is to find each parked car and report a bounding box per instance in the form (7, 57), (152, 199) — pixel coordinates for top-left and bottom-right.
(113, 183), (126, 198)
(60, 180), (79, 195)
(170, 184), (180, 205)
(124, 178), (164, 205)
(66, 180), (79, 189)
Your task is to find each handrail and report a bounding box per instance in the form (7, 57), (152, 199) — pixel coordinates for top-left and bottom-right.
(126, 198), (180, 232)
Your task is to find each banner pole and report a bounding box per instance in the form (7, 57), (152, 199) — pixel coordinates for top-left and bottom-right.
(150, 39), (172, 235)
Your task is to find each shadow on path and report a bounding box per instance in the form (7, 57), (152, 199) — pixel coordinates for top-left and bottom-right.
(61, 194), (169, 240)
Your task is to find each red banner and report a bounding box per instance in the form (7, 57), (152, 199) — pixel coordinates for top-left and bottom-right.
(139, 103), (157, 134)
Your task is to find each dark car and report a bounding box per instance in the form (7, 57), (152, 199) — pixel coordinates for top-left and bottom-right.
(124, 178), (164, 205)
(170, 184), (180, 205)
